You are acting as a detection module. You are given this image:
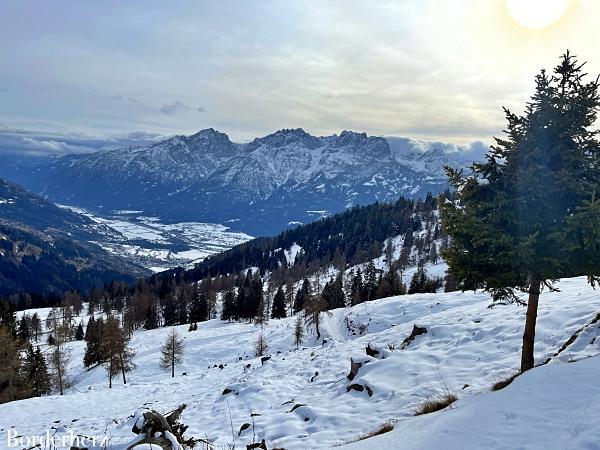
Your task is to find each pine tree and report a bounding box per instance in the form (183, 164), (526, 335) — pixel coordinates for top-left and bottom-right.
(364, 260), (378, 301)
(160, 328), (184, 378)
(17, 315), (31, 341)
(22, 345), (51, 397)
(271, 287), (287, 319)
(74, 323), (84, 341)
(350, 269), (364, 306)
(293, 279), (311, 313)
(441, 52), (600, 372)
(83, 316), (104, 368)
(221, 290), (237, 322)
(144, 304), (159, 330)
(189, 292), (208, 323)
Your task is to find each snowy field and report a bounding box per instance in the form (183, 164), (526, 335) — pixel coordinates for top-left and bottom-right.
(2, 277), (600, 449)
(60, 206), (252, 271)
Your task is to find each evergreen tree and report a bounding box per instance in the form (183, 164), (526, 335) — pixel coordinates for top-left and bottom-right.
(22, 345), (51, 397)
(17, 315), (31, 341)
(74, 323), (84, 341)
(144, 304), (159, 330)
(364, 260), (378, 301)
(293, 279), (312, 313)
(189, 292), (209, 323)
(441, 53), (600, 372)
(221, 290), (236, 322)
(350, 269), (364, 306)
(163, 298), (178, 326)
(271, 287), (287, 319)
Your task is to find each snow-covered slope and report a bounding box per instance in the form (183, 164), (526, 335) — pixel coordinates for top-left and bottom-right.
(37, 129), (474, 235)
(2, 277), (599, 449)
(345, 355), (600, 450)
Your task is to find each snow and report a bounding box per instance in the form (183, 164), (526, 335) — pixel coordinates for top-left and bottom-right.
(2, 277), (600, 449)
(344, 355), (600, 450)
(284, 243), (302, 266)
(58, 205), (252, 271)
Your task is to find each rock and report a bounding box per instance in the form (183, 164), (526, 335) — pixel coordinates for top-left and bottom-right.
(222, 388), (233, 395)
(366, 343), (379, 357)
(401, 324), (427, 349)
(218, 364), (224, 369)
(347, 383), (373, 397)
(246, 363), (251, 368)
(310, 371), (319, 382)
(347, 383), (364, 392)
(246, 439), (267, 449)
(348, 357), (368, 380)
(261, 356), (271, 365)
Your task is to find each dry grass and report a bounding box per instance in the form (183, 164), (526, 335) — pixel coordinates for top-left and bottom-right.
(491, 372), (520, 391)
(334, 421), (395, 446)
(414, 393), (458, 416)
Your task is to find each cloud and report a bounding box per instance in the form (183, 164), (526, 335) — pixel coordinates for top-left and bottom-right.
(0, 128), (167, 157)
(385, 136), (489, 162)
(159, 101), (192, 115)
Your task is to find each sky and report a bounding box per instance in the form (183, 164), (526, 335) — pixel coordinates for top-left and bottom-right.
(0, 0), (599, 154)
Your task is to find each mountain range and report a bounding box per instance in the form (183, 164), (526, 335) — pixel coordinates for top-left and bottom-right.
(10, 128), (476, 236)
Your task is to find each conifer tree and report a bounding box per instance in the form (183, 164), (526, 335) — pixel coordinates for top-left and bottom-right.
(350, 269), (364, 306)
(221, 290), (236, 322)
(22, 345), (51, 397)
(364, 260), (378, 301)
(271, 286), (287, 319)
(441, 52), (600, 372)
(75, 323), (84, 341)
(293, 279), (311, 313)
(144, 304), (159, 330)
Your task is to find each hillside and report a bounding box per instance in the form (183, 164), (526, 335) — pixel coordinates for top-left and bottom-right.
(1, 277), (598, 449)
(0, 178), (148, 298)
(34, 129), (469, 235)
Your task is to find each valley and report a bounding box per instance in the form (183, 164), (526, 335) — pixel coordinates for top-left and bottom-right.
(60, 206), (253, 272)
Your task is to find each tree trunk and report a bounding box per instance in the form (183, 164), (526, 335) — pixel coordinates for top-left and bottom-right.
(109, 358), (113, 389)
(521, 275), (542, 372)
(120, 353), (127, 384)
(171, 354), (175, 378)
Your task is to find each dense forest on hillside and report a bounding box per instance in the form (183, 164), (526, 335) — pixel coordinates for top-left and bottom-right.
(179, 193), (443, 283)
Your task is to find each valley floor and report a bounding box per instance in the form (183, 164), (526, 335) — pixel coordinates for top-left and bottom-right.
(1, 277), (600, 449)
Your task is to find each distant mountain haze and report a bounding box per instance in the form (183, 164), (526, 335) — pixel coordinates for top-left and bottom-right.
(1, 128), (483, 235)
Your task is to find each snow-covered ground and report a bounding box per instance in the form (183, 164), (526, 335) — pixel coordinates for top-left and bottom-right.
(59, 206), (252, 271)
(2, 277), (600, 449)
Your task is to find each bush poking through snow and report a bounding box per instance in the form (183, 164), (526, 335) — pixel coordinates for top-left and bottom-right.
(414, 393), (457, 416)
(335, 421), (395, 446)
(491, 372), (520, 391)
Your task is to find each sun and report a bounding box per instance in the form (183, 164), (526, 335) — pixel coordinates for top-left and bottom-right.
(505, 0), (572, 29)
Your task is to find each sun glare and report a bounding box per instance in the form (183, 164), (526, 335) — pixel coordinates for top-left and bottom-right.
(505, 0), (572, 29)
